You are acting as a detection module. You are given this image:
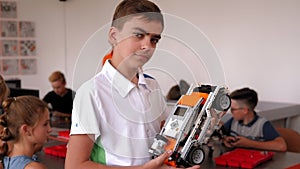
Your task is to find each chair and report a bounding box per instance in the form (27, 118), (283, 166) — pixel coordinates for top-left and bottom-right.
(276, 127), (300, 153)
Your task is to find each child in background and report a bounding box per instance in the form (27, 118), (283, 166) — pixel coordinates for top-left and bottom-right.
(43, 71), (75, 119)
(0, 96), (52, 169)
(222, 87), (287, 152)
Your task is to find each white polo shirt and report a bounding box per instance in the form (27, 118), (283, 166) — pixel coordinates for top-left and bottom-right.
(70, 60), (168, 166)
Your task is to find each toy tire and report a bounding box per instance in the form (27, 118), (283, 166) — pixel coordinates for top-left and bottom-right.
(187, 147), (205, 165)
(213, 94), (231, 111)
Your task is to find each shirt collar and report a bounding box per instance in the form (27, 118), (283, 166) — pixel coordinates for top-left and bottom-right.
(102, 60), (151, 97)
(238, 112), (259, 127)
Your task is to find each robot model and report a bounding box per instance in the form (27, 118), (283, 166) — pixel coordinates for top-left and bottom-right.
(149, 83), (231, 167)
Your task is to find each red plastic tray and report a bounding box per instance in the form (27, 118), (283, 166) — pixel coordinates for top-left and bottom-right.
(214, 148), (274, 168)
(44, 144), (67, 158)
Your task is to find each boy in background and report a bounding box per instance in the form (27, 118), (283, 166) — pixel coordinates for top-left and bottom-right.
(222, 87), (287, 152)
(43, 71), (75, 127)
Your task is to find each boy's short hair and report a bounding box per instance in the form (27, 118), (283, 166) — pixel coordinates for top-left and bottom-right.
(49, 71), (66, 84)
(230, 87), (258, 111)
(112, 0), (164, 30)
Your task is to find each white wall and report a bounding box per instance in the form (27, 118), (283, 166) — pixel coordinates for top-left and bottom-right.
(6, 0), (66, 97)
(6, 0), (300, 105)
(66, 0), (300, 104)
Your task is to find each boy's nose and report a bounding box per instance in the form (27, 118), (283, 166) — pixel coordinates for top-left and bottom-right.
(141, 37), (152, 50)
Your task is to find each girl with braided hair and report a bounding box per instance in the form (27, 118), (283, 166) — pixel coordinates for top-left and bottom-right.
(0, 96), (52, 169)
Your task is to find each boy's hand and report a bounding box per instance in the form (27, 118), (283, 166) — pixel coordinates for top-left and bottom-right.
(143, 150), (200, 169)
(223, 136), (239, 148)
(230, 136), (250, 147)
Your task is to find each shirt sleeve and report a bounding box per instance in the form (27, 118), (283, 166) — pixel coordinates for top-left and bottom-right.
(70, 79), (101, 140)
(262, 121), (280, 141)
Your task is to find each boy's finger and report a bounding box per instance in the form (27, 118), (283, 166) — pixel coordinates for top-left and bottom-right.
(189, 165), (201, 169)
(156, 150), (172, 163)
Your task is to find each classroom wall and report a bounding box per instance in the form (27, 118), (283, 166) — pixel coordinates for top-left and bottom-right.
(6, 0), (300, 105)
(6, 0), (66, 97)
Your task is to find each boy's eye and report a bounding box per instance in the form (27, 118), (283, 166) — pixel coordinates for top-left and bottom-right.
(151, 38), (160, 45)
(134, 33), (144, 38)
(133, 32), (160, 45)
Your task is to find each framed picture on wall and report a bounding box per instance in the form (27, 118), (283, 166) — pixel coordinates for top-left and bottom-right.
(19, 21), (35, 37)
(0, 1), (38, 76)
(1, 20), (18, 37)
(20, 59), (37, 75)
(20, 58), (36, 75)
(1, 39), (18, 56)
(19, 40), (36, 56)
(2, 58), (18, 75)
(0, 1), (17, 18)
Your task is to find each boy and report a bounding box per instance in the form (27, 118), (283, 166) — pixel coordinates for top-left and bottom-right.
(222, 87), (287, 152)
(43, 71), (76, 117)
(43, 71), (75, 128)
(65, 0), (199, 169)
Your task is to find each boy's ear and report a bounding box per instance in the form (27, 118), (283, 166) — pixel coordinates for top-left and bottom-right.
(243, 107), (249, 114)
(108, 27), (118, 45)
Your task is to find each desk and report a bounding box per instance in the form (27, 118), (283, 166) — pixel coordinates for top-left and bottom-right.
(36, 142), (300, 169)
(201, 148), (300, 169)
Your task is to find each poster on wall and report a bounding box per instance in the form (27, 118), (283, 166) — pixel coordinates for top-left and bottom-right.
(20, 58), (36, 75)
(0, 1), (37, 75)
(0, 1), (17, 18)
(2, 58), (18, 75)
(20, 40), (36, 56)
(1, 20), (17, 37)
(19, 21), (35, 37)
(1, 40), (17, 56)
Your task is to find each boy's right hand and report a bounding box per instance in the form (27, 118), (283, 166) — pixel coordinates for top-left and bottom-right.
(143, 150), (200, 169)
(223, 136), (238, 148)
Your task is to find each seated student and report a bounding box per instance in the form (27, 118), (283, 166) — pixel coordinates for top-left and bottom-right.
(0, 96), (52, 169)
(0, 75), (10, 115)
(43, 71), (75, 124)
(222, 87), (287, 152)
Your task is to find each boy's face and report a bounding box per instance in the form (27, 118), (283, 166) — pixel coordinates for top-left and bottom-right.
(51, 80), (66, 96)
(110, 16), (163, 69)
(230, 100), (247, 121)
